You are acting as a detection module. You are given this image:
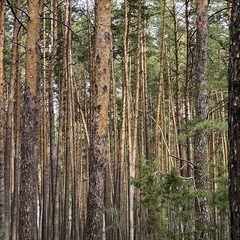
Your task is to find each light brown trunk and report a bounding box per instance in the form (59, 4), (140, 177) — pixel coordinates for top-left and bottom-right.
(41, 9), (50, 240)
(122, 1), (134, 239)
(19, 0), (43, 239)
(173, 0), (182, 168)
(63, 1), (73, 239)
(85, 0), (111, 239)
(155, 0), (166, 161)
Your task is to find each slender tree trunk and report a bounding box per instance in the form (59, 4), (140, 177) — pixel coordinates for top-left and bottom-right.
(84, 0), (111, 239)
(54, 78), (64, 240)
(122, 0), (134, 239)
(155, 0), (166, 161)
(166, 44), (175, 170)
(53, 3), (65, 240)
(62, 1), (73, 239)
(172, 0), (182, 170)
(131, 1), (141, 236)
(132, 0), (141, 162)
(111, 52), (119, 240)
(71, 88), (80, 240)
(19, 1), (43, 239)
(41, 8), (51, 240)
(184, 0), (192, 177)
(117, 1), (129, 238)
(0, 1), (5, 238)
(8, 0), (20, 239)
(228, 1), (240, 239)
(11, 2), (21, 238)
(141, 0), (149, 160)
(4, 38), (14, 240)
(194, 1), (210, 238)
(227, 0), (232, 21)
(48, 1), (57, 237)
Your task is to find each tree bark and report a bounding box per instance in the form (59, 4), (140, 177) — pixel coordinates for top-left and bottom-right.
(0, 1), (5, 238)
(172, 0), (183, 171)
(19, 1), (43, 239)
(184, 0), (192, 178)
(7, 1), (21, 239)
(11, 1), (21, 238)
(155, 0), (166, 161)
(194, 0), (210, 238)
(49, 2), (57, 236)
(84, 0), (111, 239)
(62, 1), (73, 239)
(228, 1), (240, 239)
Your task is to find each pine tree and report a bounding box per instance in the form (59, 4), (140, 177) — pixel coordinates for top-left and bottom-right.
(19, 1), (43, 239)
(228, 0), (240, 239)
(85, 0), (112, 239)
(0, 1), (5, 238)
(194, 0), (211, 238)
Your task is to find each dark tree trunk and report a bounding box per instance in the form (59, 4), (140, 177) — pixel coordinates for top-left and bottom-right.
(0, 1), (5, 238)
(228, 1), (240, 239)
(8, 0), (21, 240)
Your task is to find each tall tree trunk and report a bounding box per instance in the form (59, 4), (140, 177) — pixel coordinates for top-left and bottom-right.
(54, 75), (64, 240)
(19, 1), (43, 239)
(63, 1), (73, 239)
(41, 8), (50, 240)
(184, 0), (192, 177)
(53, 3), (65, 239)
(172, 0), (182, 170)
(117, 1), (130, 238)
(194, 0), (210, 238)
(0, 1), (5, 238)
(141, 0), (149, 160)
(11, 2), (21, 238)
(155, 0), (166, 161)
(131, 1), (141, 236)
(49, 0), (57, 237)
(84, 0), (111, 239)
(228, 1), (240, 239)
(7, 1), (21, 239)
(122, 0), (133, 239)
(110, 50), (119, 240)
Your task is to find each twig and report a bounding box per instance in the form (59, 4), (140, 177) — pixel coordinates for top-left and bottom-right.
(6, 0), (27, 30)
(169, 154), (196, 169)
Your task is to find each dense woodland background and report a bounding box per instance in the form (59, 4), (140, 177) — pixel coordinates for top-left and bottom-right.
(0, 0), (234, 239)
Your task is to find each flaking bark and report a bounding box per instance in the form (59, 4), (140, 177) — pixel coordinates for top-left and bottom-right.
(85, 0), (111, 239)
(19, 1), (43, 239)
(194, 0), (210, 238)
(228, 1), (240, 239)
